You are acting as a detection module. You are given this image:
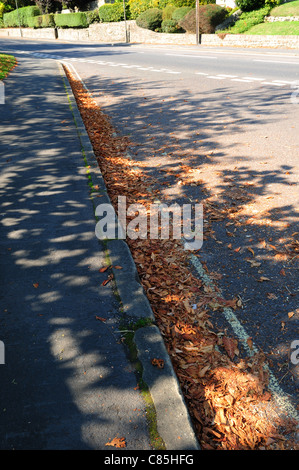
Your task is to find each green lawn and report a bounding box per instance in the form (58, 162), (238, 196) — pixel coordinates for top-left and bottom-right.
(0, 54), (17, 80)
(247, 21), (299, 34)
(270, 0), (299, 17)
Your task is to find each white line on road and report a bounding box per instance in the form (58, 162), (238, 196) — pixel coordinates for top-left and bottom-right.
(242, 77), (265, 81)
(231, 78), (252, 83)
(254, 59), (299, 65)
(217, 74), (238, 78)
(190, 253), (299, 425)
(262, 81), (285, 86)
(166, 54), (217, 59)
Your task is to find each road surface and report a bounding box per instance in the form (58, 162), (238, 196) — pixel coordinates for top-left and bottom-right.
(1, 38), (298, 426)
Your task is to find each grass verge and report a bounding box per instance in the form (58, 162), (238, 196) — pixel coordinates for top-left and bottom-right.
(0, 54), (17, 80)
(247, 21), (299, 35)
(270, 0), (299, 17)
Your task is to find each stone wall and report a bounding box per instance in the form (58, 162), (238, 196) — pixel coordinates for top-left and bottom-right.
(264, 15), (299, 22)
(1, 20), (299, 49)
(201, 32), (299, 48)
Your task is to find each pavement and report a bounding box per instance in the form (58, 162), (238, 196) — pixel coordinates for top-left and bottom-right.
(0, 53), (200, 450)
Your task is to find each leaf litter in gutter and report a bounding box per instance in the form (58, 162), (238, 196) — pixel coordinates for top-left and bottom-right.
(63, 66), (298, 451)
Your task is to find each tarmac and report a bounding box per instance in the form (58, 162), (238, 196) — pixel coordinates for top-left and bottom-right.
(0, 52), (200, 450)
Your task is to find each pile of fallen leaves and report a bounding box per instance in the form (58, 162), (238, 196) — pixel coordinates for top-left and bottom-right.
(63, 66), (298, 450)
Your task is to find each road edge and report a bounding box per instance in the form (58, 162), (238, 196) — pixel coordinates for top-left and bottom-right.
(58, 61), (201, 451)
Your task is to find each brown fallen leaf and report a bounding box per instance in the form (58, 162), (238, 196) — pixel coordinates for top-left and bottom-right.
(113, 265), (123, 270)
(258, 276), (271, 282)
(105, 437), (126, 448)
(99, 265), (111, 273)
(33, 283), (39, 288)
(223, 336), (238, 360)
(95, 316), (106, 322)
(102, 274), (113, 286)
(151, 358), (164, 369)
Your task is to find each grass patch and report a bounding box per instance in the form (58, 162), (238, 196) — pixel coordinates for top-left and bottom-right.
(0, 54), (17, 80)
(247, 21), (299, 34)
(217, 6), (271, 33)
(270, 0), (299, 17)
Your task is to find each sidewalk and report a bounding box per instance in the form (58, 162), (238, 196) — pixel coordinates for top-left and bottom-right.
(0, 54), (199, 450)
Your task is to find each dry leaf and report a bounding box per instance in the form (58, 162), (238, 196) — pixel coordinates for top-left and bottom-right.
(105, 437), (126, 448)
(102, 274), (113, 286)
(151, 358), (164, 369)
(223, 336), (238, 360)
(95, 316), (106, 322)
(99, 266), (111, 273)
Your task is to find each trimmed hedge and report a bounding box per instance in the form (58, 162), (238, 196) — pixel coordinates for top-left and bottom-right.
(54, 12), (88, 28)
(27, 13), (55, 28)
(3, 5), (40, 27)
(136, 7), (162, 31)
(98, 3), (125, 23)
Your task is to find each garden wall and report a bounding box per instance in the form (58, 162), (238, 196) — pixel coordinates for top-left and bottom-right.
(1, 20), (299, 48)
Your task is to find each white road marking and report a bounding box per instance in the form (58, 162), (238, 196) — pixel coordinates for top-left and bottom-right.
(254, 59), (299, 65)
(190, 253), (299, 425)
(231, 78), (252, 83)
(262, 81), (285, 86)
(242, 77), (264, 81)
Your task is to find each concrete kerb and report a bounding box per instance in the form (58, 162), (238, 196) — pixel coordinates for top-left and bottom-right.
(59, 62), (200, 451)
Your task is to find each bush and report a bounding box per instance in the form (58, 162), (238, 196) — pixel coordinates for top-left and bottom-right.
(161, 18), (184, 31)
(85, 9), (100, 24)
(235, 0), (264, 12)
(0, 2), (5, 19)
(128, 0), (160, 20)
(171, 0), (195, 6)
(223, 5), (271, 33)
(27, 12), (55, 28)
(179, 4), (226, 33)
(136, 7), (162, 30)
(3, 5), (40, 27)
(172, 5), (192, 21)
(98, 3), (125, 22)
(162, 4), (177, 19)
(54, 12), (88, 28)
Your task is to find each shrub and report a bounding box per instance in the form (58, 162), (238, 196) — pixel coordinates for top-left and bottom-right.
(136, 7), (162, 30)
(54, 12), (88, 28)
(161, 17), (184, 31)
(172, 5), (192, 21)
(162, 4), (177, 19)
(98, 3), (125, 22)
(179, 4), (226, 33)
(0, 2), (5, 19)
(171, 0), (195, 6)
(128, 0), (160, 20)
(235, 0), (264, 12)
(28, 12), (55, 28)
(223, 5), (271, 33)
(3, 5), (40, 27)
(85, 9), (100, 24)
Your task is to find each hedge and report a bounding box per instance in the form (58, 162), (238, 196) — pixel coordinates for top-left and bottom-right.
(98, 3), (125, 23)
(54, 12), (88, 28)
(3, 5), (40, 27)
(27, 13), (55, 28)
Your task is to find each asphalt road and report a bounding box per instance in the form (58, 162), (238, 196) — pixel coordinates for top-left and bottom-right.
(1, 38), (298, 426)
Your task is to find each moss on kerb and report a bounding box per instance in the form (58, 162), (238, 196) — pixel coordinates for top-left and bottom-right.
(120, 318), (166, 450)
